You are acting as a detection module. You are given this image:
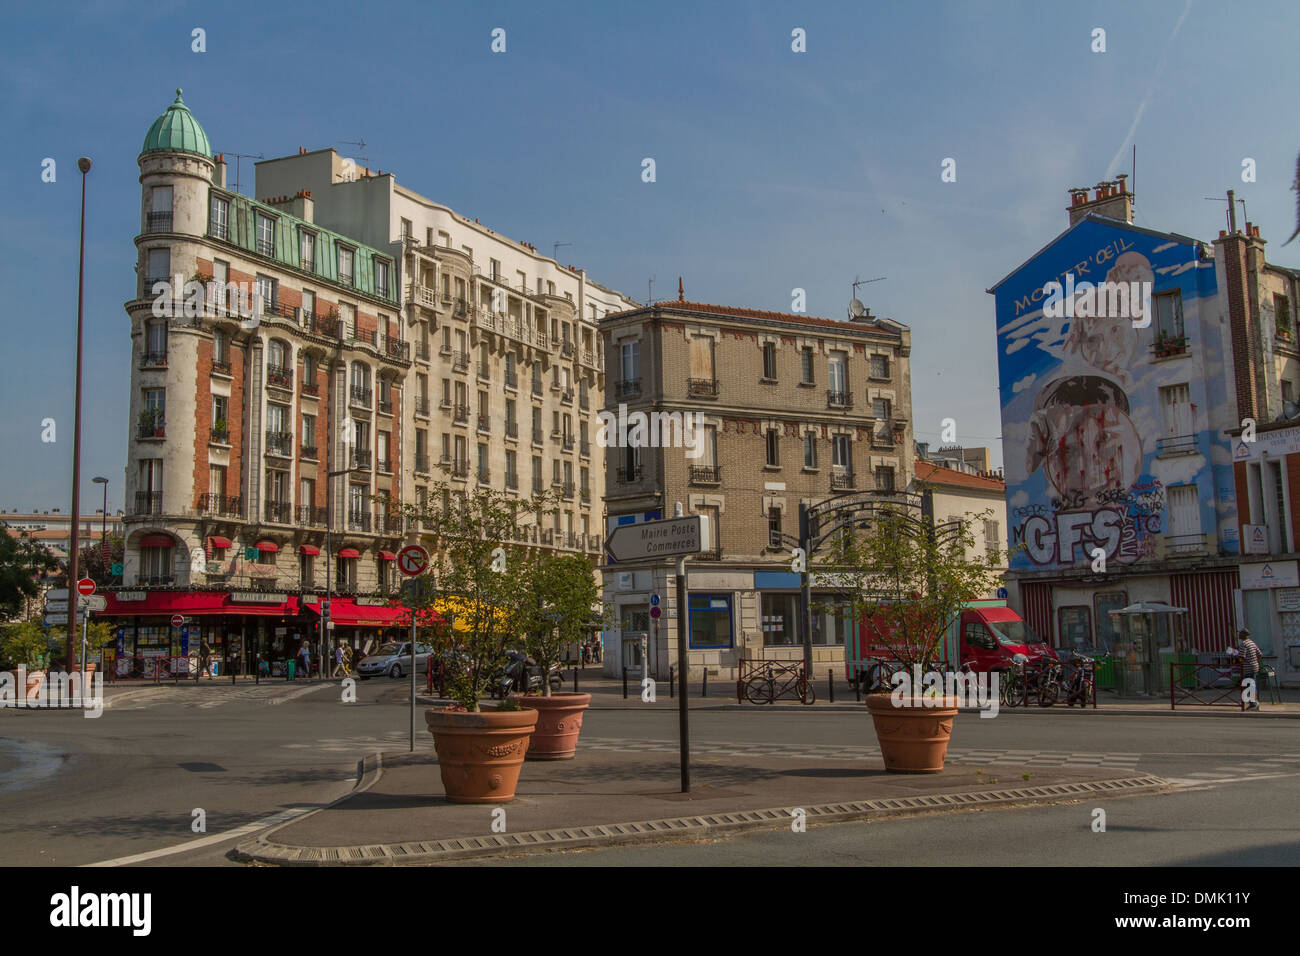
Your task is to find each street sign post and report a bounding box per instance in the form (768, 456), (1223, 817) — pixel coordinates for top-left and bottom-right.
(397, 544), (431, 753)
(605, 515), (709, 563)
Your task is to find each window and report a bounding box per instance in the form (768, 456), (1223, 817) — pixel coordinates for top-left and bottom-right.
(139, 543), (173, 583)
(267, 338), (287, 368)
(302, 415), (316, 454)
(800, 347), (814, 383)
(149, 186), (172, 232)
(477, 443), (489, 481)
(1093, 591), (1127, 653)
(209, 195), (230, 239)
(212, 260), (229, 310)
(984, 518), (1000, 558)
(803, 432), (817, 468)
(828, 352), (847, 395)
(1276, 293), (1293, 336)
(761, 593), (801, 646)
(532, 456), (543, 492)
(700, 425), (718, 467)
(143, 387), (166, 422)
(212, 396), (229, 439)
(256, 275), (275, 313)
(146, 320), (167, 356)
(146, 247), (170, 284)
(689, 336), (715, 382)
(872, 397), (891, 420)
(768, 506), (782, 547)
(266, 402), (289, 435)
(337, 246), (354, 286)
(351, 361), (370, 393)
(1058, 607), (1093, 652)
(300, 230), (315, 272)
(765, 428), (780, 467)
(209, 465), (226, 499)
(303, 352), (316, 383)
(870, 354), (890, 379)
(688, 593), (733, 649)
(490, 258), (501, 280)
(255, 212), (276, 257)
(374, 259), (390, 297)
(762, 342), (777, 380)
(1285, 380), (1295, 406)
(1158, 383), (1193, 451)
(506, 450), (518, 487)
(832, 434), (851, 470)
(401, 218), (413, 239)
(875, 465), (895, 492)
(811, 595), (852, 646)
(1166, 483), (1201, 547)
(620, 342), (639, 382)
(1154, 290), (1184, 340)
(338, 302), (355, 338)
(299, 552), (314, 587)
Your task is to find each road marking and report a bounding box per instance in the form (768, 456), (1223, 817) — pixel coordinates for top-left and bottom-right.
(82, 805), (319, 867)
(1165, 769), (1300, 790)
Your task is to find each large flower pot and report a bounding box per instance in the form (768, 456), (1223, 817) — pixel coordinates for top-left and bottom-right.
(515, 692), (591, 760)
(865, 693), (958, 774)
(24, 670), (46, 700)
(425, 706), (539, 803)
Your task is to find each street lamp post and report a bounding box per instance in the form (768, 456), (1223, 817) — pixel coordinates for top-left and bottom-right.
(66, 156), (92, 670)
(323, 413), (356, 678)
(93, 477), (108, 572)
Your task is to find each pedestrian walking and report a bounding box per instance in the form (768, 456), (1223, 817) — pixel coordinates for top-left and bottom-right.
(1237, 629), (1262, 710)
(332, 641), (345, 678)
(298, 641), (312, 681)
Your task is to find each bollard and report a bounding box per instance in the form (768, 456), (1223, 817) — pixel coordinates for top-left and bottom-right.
(669, 665), (675, 698)
(828, 669), (834, 703)
(854, 668), (861, 702)
(573, 667), (579, 694)
(622, 666), (628, 699)
(702, 667), (708, 698)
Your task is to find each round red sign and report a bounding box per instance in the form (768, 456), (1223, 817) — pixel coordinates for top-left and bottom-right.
(398, 544), (429, 576)
(170, 614), (185, 628)
(76, 578), (96, 596)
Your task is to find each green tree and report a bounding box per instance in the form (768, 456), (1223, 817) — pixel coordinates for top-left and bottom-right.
(518, 552), (609, 696)
(0, 523), (61, 621)
(76, 534), (125, 589)
(817, 498), (1005, 675)
(1, 621), (49, 669)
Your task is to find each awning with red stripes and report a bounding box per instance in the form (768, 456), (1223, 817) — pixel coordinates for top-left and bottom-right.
(379, 550), (397, 561)
(255, 541), (279, 552)
(209, 536), (232, 549)
(338, 548), (360, 558)
(298, 545), (320, 556)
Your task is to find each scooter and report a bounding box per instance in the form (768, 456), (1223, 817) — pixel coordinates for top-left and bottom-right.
(488, 650), (564, 698)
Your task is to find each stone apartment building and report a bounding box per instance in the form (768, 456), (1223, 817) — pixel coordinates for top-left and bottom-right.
(99, 90), (636, 673)
(600, 291), (913, 681)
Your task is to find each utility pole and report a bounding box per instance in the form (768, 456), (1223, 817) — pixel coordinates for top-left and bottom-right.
(67, 157), (91, 670)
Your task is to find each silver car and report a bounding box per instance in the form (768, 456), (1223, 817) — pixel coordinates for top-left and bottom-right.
(356, 641), (433, 679)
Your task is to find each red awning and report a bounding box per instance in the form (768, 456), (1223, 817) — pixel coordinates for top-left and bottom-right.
(94, 591), (300, 618)
(209, 536), (232, 549)
(299, 545), (320, 556)
(379, 550), (397, 560)
(338, 548), (360, 558)
(256, 541), (279, 552)
(140, 534), (174, 547)
(305, 597), (408, 627)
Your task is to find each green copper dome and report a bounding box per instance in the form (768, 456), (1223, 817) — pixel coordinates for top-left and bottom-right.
(141, 88), (211, 158)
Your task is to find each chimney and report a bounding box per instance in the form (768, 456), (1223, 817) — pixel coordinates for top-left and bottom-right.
(1215, 202), (1269, 425)
(1067, 175), (1133, 227)
(285, 189), (314, 224)
(212, 153), (227, 189)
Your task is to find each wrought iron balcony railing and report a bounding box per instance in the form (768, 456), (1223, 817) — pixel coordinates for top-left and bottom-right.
(616, 379), (641, 398)
(690, 465), (722, 484)
(265, 431), (293, 456)
(264, 500), (293, 524)
(826, 390), (853, 408)
(195, 493), (241, 518)
(687, 378), (719, 398)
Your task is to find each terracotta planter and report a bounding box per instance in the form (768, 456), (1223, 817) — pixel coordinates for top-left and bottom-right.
(515, 692), (591, 760)
(865, 693), (958, 774)
(425, 705), (539, 803)
(24, 670), (46, 699)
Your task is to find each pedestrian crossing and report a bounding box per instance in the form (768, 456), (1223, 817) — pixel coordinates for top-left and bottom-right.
(107, 682), (328, 711)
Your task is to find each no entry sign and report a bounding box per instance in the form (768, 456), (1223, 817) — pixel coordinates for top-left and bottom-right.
(398, 544), (429, 576)
(77, 578), (96, 596)
(170, 614), (185, 628)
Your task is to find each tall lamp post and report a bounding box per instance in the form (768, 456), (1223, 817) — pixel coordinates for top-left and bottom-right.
(322, 415), (356, 677)
(92, 477), (109, 571)
(66, 156), (92, 670)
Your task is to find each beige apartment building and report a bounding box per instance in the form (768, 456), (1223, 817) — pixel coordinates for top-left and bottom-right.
(600, 293), (913, 681)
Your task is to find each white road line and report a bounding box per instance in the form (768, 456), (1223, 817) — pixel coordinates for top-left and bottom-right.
(82, 805), (318, 867)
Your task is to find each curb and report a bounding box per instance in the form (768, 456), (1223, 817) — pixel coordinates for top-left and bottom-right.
(233, 773), (1171, 865)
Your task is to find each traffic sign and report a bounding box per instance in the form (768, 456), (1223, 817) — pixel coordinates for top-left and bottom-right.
(606, 515), (710, 563)
(43, 615), (68, 627)
(996, 587), (1009, 600)
(649, 605), (662, 619)
(77, 578), (96, 596)
(650, 594), (660, 606)
(398, 544), (429, 576)
(111, 562), (123, 577)
(170, 614), (185, 628)
(83, 595), (106, 612)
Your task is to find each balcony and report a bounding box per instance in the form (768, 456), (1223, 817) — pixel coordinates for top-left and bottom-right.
(871, 427), (899, 449)
(582, 349), (596, 367)
(580, 439), (591, 458)
(415, 396), (430, 416)
(377, 395), (393, 415)
(689, 465), (722, 485)
(134, 491), (163, 515)
(532, 427), (544, 445)
(308, 313), (341, 338)
(478, 414), (491, 433)
(687, 378), (719, 399)
(196, 493), (241, 518)
(351, 450), (372, 470)
(146, 211), (173, 233)
(137, 410), (165, 439)
(351, 327), (377, 347)
(211, 358), (232, 376)
(451, 459), (468, 479)
(375, 511), (401, 534)
(301, 380), (318, 396)
(1151, 334), (1188, 359)
(616, 466), (642, 483)
(297, 504), (327, 527)
(830, 471), (856, 491)
(451, 403), (468, 424)
(415, 453), (430, 473)
(380, 335), (410, 362)
(266, 364), (293, 390)
(265, 431), (293, 456)
(300, 444), (318, 460)
(408, 283), (438, 309)
(264, 500), (293, 524)
(505, 420), (518, 439)
(616, 379), (641, 399)
(453, 351), (470, 372)
(350, 385), (372, 407)
(347, 511), (371, 533)
(826, 390), (853, 409)
(139, 350), (168, 369)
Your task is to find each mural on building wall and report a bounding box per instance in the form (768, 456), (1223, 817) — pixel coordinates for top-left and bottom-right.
(994, 219), (1231, 571)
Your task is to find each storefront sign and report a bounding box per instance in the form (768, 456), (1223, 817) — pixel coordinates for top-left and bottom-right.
(1239, 561), (1299, 590)
(355, 597), (389, 606)
(229, 591), (285, 603)
(1242, 525), (1269, 555)
(1232, 425), (1300, 462)
(1278, 588), (1300, 612)
(115, 591), (147, 601)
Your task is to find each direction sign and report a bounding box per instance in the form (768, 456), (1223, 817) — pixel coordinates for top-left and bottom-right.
(44, 615), (68, 627)
(170, 614), (186, 628)
(398, 544), (429, 576)
(77, 578), (96, 596)
(83, 595), (106, 612)
(605, 515), (709, 563)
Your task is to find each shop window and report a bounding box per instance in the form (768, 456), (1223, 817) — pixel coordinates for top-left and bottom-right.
(1058, 606), (1093, 651)
(811, 594), (852, 645)
(761, 592), (802, 646)
(688, 593), (733, 649)
(1093, 591), (1127, 654)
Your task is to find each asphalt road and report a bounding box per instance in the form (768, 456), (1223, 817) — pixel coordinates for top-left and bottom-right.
(1, 679), (1297, 866)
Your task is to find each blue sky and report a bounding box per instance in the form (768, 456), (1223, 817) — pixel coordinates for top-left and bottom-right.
(2, 0), (1298, 513)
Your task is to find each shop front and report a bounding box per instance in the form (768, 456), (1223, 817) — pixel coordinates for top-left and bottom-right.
(1238, 560), (1300, 688)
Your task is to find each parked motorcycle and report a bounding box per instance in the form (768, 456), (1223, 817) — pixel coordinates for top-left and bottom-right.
(486, 650), (564, 698)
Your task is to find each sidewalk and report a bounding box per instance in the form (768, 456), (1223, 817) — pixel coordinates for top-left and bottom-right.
(235, 739), (1168, 865)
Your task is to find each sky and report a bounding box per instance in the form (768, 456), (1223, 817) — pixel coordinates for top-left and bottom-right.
(2, 0), (1298, 513)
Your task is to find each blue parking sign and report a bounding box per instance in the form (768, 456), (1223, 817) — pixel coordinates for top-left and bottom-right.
(180, 626), (190, 655)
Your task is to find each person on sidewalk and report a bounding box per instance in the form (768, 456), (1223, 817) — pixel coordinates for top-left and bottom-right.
(298, 641), (311, 682)
(332, 641), (345, 678)
(1237, 629), (1262, 710)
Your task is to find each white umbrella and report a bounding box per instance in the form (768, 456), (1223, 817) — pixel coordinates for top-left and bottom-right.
(1109, 602), (1187, 615)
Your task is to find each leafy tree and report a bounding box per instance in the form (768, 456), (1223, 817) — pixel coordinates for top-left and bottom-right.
(76, 534), (125, 589)
(816, 498), (1005, 677)
(0, 523), (61, 621)
(389, 482), (559, 712)
(1, 621), (49, 669)
(518, 552), (609, 696)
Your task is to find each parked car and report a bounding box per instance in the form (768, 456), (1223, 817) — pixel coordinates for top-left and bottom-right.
(356, 641), (433, 679)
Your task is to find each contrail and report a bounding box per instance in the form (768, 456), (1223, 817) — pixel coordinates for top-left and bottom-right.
(1106, 0), (1194, 179)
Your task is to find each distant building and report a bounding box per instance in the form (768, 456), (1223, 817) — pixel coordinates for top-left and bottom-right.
(1, 510), (125, 560)
(909, 462), (1007, 598)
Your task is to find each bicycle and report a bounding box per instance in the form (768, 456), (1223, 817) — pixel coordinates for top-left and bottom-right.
(745, 661), (816, 705)
(1035, 659), (1064, 706)
(1062, 653), (1096, 707)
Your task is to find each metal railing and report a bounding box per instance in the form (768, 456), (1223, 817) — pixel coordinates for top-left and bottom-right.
(135, 491), (163, 515)
(453, 403), (469, 423)
(300, 444), (318, 460)
(140, 350), (168, 369)
(415, 453), (430, 473)
(146, 211), (173, 233)
(1156, 435), (1197, 456)
(266, 364), (293, 389)
(831, 471), (856, 490)
(297, 504), (327, 526)
(415, 396), (430, 416)
(264, 500), (292, 524)
(265, 431), (293, 456)
(690, 465), (721, 484)
(687, 378), (719, 398)
(826, 390), (853, 408)
(616, 466), (642, 483)
(351, 450), (372, 470)
(347, 511), (371, 532)
(350, 385), (372, 407)
(478, 414), (491, 433)
(505, 420), (518, 439)
(616, 379), (641, 398)
(453, 351), (470, 372)
(196, 493), (241, 517)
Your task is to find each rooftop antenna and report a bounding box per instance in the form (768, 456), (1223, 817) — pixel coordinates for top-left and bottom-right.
(1204, 193), (1248, 233)
(553, 241), (571, 261)
(226, 151), (264, 197)
(850, 276), (886, 319)
(340, 138), (370, 165)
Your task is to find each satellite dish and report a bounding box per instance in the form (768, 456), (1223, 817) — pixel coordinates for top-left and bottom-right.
(849, 298), (866, 318)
